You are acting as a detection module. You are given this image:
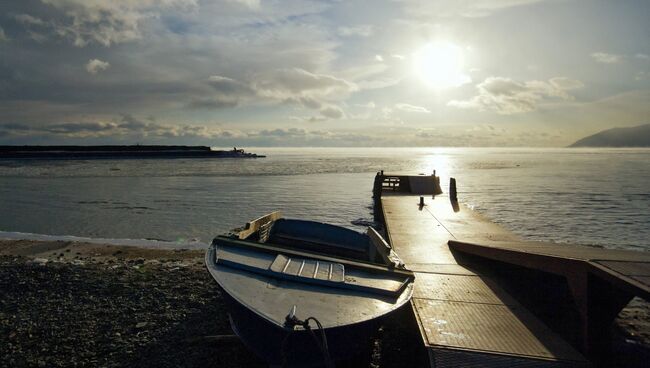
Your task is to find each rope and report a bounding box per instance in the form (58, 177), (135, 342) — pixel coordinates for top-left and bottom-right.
(282, 313), (334, 368)
(304, 317), (333, 368)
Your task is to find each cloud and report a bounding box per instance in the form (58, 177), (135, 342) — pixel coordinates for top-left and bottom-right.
(250, 68), (357, 112)
(293, 97), (322, 109)
(187, 98), (239, 109)
(448, 76), (584, 114)
(400, 0), (546, 18)
(15, 1), (198, 47)
(395, 103), (430, 113)
(245, 127), (376, 146)
(206, 75), (257, 96)
(636, 53), (650, 60)
(254, 68), (357, 96)
(319, 105), (344, 119)
(355, 101), (376, 109)
(208, 75), (242, 89)
(0, 115), (237, 140)
(591, 52), (623, 64)
(14, 14), (46, 26)
(1, 1), (346, 125)
(85, 59), (110, 74)
(548, 77), (584, 90)
(183, 74), (260, 109)
(185, 70), (356, 113)
(289, 104), (345, 123)
(228, 0), (261, 9)
(337, 25), (373, 37)
(0, 27), (8, 42)
(255, 127), (308, 138)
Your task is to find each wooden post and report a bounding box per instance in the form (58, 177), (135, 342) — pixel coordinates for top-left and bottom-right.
(449, 178), (457, 201)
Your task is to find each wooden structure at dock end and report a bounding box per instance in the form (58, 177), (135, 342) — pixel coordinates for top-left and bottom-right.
(372, 172), (650, 367)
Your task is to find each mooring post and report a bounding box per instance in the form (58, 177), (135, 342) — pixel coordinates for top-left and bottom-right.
(432, 170), (437, 198)
(419, 196), (424, 206)
(449, 178), (457, 201)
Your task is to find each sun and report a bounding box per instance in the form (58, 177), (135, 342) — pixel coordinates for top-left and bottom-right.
(413, 42), (470, 89)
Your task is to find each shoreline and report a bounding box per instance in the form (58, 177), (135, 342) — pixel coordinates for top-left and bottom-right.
(1, 239), (648, 367)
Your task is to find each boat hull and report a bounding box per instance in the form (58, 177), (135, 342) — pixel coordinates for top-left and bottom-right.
(223, 290), (381, 366)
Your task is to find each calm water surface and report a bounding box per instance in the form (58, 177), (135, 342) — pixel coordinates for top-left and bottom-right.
(0, 148), (648, 251)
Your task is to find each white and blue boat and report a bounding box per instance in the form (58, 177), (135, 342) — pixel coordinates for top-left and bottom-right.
(205, 211), (414, 366)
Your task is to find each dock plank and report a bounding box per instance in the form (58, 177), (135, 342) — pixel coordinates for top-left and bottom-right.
(413, 299), (586, 362)
(380, 194), (589, 366)
(412, 273), (517, 305)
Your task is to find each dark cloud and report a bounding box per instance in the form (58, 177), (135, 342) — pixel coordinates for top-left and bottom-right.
(119, 114), (148, 130)
(186, 98), (239, 109)
(44, 122), (118, 134)
(0, 117), (220, 141)
(255, 128), (308, 138)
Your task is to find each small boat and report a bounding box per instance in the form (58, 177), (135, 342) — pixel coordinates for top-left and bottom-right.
(205, 211), (414, 366)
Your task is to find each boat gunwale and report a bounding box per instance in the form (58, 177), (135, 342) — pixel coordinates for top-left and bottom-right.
(213, 235), (414, 277)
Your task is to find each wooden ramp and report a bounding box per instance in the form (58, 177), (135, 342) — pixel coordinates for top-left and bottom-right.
(380, 194), (589, 367)
(449, 239), (650, 358)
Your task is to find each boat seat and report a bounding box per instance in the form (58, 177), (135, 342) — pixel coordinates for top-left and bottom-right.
(215, 244), (409, 297)
(270, 254), (345, 282)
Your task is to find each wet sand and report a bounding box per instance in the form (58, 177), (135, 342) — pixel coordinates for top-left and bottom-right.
(0, 239), (648, 367)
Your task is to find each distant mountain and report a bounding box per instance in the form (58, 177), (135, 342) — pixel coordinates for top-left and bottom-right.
(569, 124), (650, 147)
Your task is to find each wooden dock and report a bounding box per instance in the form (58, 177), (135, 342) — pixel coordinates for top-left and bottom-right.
(374, 172), (650, 367)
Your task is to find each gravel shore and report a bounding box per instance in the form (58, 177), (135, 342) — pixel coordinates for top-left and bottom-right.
(0, 239), (648, 367)
(0, 240), (265, 368)
(0, 240), (425, 368)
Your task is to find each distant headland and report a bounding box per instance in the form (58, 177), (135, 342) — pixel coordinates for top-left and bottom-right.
(0, 145), (265, 159)
(569, 124), (650, 147)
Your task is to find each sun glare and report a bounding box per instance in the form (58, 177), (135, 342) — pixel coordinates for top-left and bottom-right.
(414, 42), (470, 89)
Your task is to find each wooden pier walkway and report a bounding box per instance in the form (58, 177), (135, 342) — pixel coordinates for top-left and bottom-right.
(374, 173), (650, 367)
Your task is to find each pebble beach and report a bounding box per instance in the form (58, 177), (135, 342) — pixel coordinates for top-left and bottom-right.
(1, 239), (648, 367)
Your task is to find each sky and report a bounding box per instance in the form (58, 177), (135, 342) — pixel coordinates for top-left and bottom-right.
(0, 0), (648, 147)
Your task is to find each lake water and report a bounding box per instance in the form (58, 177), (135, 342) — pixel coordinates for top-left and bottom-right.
(0, 147), (648, 251)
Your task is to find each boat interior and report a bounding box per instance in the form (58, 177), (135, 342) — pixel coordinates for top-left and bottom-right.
(231, 211), (404, 268)
(207, 211), (414, 303)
